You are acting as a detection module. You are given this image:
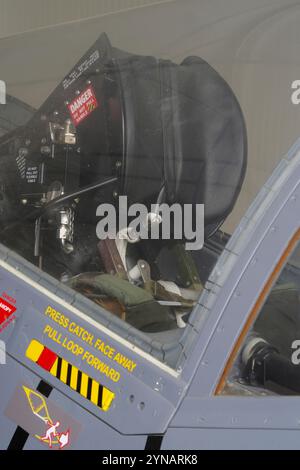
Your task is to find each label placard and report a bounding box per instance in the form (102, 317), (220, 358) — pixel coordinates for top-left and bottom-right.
(68, 86), (99, 126)
(0, 298), (16, 326)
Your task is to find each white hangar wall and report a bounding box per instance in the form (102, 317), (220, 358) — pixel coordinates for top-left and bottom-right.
(0, 0), (299, 233)
(0, 0), (167, 38)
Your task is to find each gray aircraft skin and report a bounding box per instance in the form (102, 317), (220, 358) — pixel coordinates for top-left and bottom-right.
(0, 135), (300, 450)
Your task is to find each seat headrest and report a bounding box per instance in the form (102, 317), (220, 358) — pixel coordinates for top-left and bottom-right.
(110, 35), (247, 227)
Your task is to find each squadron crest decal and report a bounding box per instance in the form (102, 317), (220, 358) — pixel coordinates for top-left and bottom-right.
(23, 386), (70, 449)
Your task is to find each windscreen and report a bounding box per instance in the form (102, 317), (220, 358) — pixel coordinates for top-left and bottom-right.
(0, 0), (299, 368)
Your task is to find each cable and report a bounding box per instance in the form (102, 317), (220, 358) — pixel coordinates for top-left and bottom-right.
(0, 176), (118, 237)
(45, 177), (118, 211)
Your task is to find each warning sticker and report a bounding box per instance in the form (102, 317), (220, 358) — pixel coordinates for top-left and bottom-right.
(68, 86), (99, 126)
(0, 298), (16, 326)
(26, 339), (115, 412)
(5, 384), (82, 450)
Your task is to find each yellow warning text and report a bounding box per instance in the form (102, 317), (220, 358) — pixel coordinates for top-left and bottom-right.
(44, 306), (137, 374)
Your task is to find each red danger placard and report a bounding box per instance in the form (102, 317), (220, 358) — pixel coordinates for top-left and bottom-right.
(0, 298), (16, 326)
(68, 86), (99, 126)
